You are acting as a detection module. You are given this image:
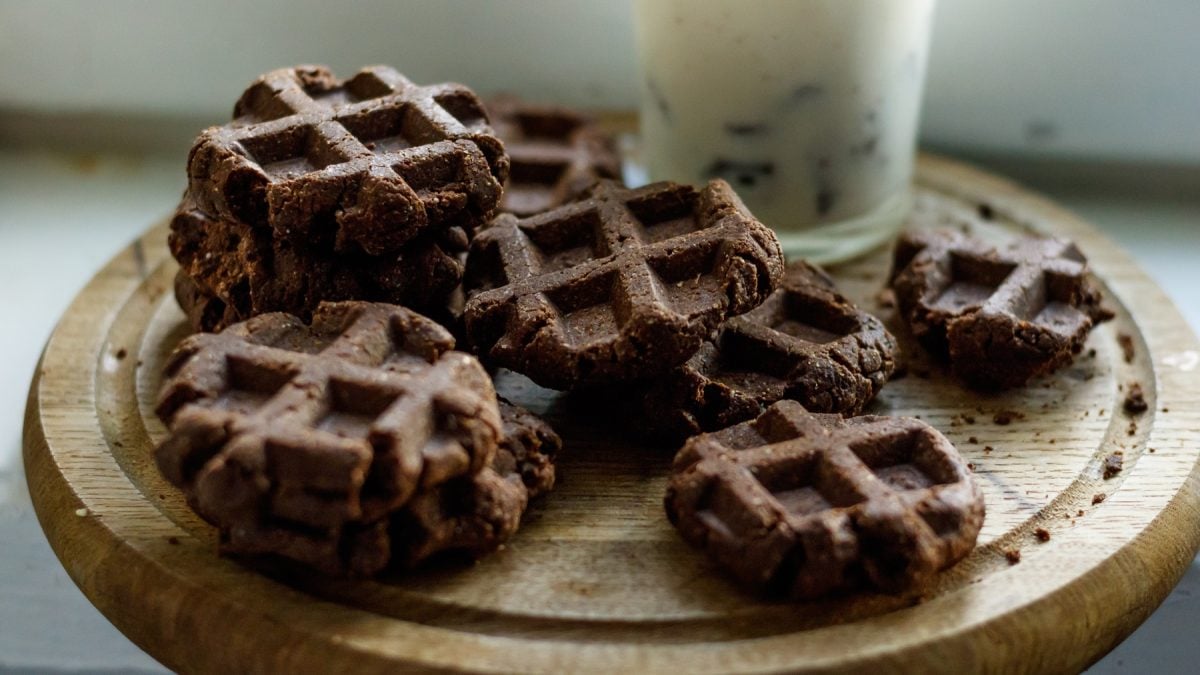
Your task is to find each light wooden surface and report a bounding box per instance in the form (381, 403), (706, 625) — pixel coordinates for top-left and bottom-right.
(22, 155), (1200, 674)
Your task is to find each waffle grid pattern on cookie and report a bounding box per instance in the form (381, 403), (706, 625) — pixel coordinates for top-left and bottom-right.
(190, 65), (508, 255)
(643, 261), (897, 438)
(667, 400), (983, 599)
(486, 95), (622, 217)
(464, 179), (783, 388)
(891, 229), (1105, 388)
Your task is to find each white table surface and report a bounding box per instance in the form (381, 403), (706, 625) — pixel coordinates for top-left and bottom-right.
(1, 149), (1197, 673)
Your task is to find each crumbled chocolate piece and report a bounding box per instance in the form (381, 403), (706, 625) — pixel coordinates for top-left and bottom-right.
(993, 410), (1023, 425)
(1103, 452), (1124, 479)
(1124, 383), (1148, 414)
(1034, 528), (1051, 542)
(1004, 549), (1021, 565)
(1117, 333), (1135, 363)
(1092, 493), (1107, 505)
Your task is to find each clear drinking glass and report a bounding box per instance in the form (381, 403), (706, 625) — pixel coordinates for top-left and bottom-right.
(634, 0), (936, 263)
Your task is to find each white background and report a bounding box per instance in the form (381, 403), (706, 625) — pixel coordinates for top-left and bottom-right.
(2, 0), (1199, 162)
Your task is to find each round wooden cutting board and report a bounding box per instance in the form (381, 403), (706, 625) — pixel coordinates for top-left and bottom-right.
(23, 155), (1200, 673)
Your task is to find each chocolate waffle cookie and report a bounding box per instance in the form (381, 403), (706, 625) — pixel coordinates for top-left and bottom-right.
(463, 179), (785, 389)
(666, 400), (984, 599)
(485, 94), (622, 216)
(169, 200), (463, 331)
(638, 260), (898, 440)
(154, 302), (502, 575)
(393, 400), (561, 567)
(188, 65), (508, 255)
(890, 229), (1109, 389)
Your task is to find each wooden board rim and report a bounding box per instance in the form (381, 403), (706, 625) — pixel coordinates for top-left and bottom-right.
(22, 154), (1200, 673)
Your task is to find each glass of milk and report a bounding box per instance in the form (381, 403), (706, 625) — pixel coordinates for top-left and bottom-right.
(634, 0), (936, 263)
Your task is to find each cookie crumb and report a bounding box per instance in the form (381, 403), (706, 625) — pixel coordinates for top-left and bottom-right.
(1092, 493), (1107, 505)
(983, 445), (994, 453)
(968, 436), (979, 444)
(1004, 549), (1021, 565)
(977, 203), (995, 220)
(74, 508), (89, 517)
(1117, 333), (1135, 363)
(1127, 421), (1137, 436)
(1035, 528), (1051, 542)
(1123, 383), (1148, 414)
(114, 348), (127, 360)
(1149, 448), (1156, 454)
(993, 410), (1023, 425)
(1103, 452), (1124, 479)
(1077, 509), (1085, 517)
(968, 463), (976, 471)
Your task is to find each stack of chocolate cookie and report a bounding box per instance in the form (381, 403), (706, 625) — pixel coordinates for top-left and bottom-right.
(171, 65), (509, 332)
(155, 301), (559, 575)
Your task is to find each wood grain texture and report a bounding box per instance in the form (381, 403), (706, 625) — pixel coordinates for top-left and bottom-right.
(22, 155), (1200, 674)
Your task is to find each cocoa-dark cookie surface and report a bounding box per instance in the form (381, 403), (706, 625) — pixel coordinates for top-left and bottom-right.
(890, 229), (1109, 389)
(390, 398), (560, 567)
(169, 200), (463, 331)
(665, 400), (984, 600)
(463, 179), (785, 389)
(495, 398), (561, 497)
(174, 271), (239, 334)
(638, 260), (898, 440)
(188, 65), (508, 256)
(154, 301), (502, 575)
(485, 94), (622, 217)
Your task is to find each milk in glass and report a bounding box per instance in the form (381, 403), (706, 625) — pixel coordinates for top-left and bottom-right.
(635, 0), (936, 262)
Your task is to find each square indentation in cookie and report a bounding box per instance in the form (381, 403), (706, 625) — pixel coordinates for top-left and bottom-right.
(218, 353), (296, 415)
(338, 106), (416, 155)
(768, 293), (858, 345)
(545, 269), (617, 348)
(931, 253), (1016, 313)
(646, 244), (723, 316)
(758, 451), (863, 513)
(849, 429), (958, 492)
(520, 208), (605, 273)
(434, 91), (489, 129)
(626, 185), (701, 243)
(503, 160), (570, 215)
(317, 377), (399, 440)
(240, 125), (350, 180)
